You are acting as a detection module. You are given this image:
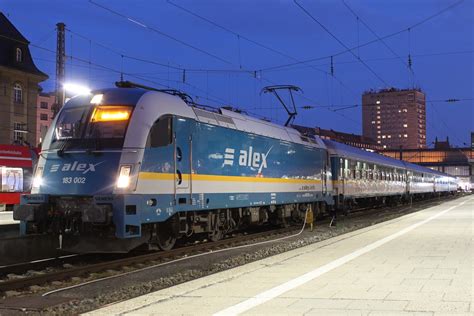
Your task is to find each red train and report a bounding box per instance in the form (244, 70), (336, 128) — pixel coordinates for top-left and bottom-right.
(0, 145), (37, 212)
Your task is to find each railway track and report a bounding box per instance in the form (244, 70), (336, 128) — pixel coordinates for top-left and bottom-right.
(0, 226), (298, 293)
(0, 194), (460, 295)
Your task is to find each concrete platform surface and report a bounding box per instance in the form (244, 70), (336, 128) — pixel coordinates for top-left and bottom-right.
(0, 211), (18, 225)
(88, 196), (473, 315)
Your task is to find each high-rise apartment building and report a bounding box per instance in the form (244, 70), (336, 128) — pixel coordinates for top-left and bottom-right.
(362, 88), (426, 149)
(36, 92), (55, 146)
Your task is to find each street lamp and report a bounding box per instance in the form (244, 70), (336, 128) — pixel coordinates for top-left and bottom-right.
(63, 83), (91, 96)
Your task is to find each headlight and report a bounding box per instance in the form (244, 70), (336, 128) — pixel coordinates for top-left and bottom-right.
(32, 167), (44, 188)
(91, 106), (132, 122)
(117, 165), (132, 188)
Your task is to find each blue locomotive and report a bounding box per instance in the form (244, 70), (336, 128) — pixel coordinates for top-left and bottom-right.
(14, 85), (457, 252)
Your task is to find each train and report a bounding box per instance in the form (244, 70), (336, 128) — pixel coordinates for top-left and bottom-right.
(13, 84), (458, 253)
(0, 145), (37, 212)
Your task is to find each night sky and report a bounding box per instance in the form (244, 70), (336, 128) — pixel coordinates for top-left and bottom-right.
(2, 0), (473, 146)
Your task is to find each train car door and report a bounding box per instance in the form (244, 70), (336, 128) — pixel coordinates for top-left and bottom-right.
(173, 117), (193, 205)
(322, 151), (328, 195)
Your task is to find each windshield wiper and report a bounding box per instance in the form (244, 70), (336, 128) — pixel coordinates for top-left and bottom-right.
(57, 138), (69, 156)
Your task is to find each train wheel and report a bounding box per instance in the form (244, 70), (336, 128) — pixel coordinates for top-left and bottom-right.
(157, 234), (177, 251)
(209, 228), (223, 242)
(155, 223), (177, 251)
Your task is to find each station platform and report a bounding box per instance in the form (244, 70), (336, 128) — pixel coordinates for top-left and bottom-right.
(89, 196), (473, 315)
(0, 211), (18, 225)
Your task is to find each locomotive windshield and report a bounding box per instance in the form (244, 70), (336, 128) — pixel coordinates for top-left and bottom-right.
(55, 107), (88, 139)
(51, 105), (132, 150)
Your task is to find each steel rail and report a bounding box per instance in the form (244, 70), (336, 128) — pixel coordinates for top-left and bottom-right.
(0, 194), (460, 293)
(0, 227), (296, 292)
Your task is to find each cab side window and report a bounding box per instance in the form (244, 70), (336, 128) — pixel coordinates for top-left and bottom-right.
(148, 116), (173, 148)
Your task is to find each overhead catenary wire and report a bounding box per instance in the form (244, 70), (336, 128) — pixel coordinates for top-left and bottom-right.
(71, 39), (251, 75)
(294, 0), (390, 87)
(249, 98), (473, 111)
(260, 49), (474, 74)
(1, 33), (239, 107)
(67, 28), (256, 74)
(260, 0), (465, 72)
(166, 0), (358, 97)
(88, 0), (234, 66)
(6, 2), (468, 132)
(166, 0), (326, 67)
(27, 6), (388, 126)
(428, 101), (466, 146)
(341, 0), (416, 85)
(63, 27), (360, 116)
(84, 0), (355, 122)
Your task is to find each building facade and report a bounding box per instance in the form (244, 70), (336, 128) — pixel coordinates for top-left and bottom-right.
(0, 13), (48, 146)
(36, 92), (55, 146)
(292, 125), (381, 151)
(362, 88), (426, 150)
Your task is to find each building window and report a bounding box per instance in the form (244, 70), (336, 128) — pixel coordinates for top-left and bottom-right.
(16, 48), (22, 62)
(13, 122), (25, 143)
(40, 101), (48, 109)
(40, 113), (48, 121)
(403, 124), (408, 128)
(13, 83), (22, 103)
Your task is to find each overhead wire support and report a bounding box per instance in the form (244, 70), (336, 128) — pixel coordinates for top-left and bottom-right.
(0, 33), (236, 107)
(167, 0), (305, 63)
(408, 28), (413, 72)
(166, 0), (361, 102)
(54, 22), (66, 117)
(66, 27), (184, 71)
(341, 0), (415, 79)
(330, 56), (334, 76)
(294, 0), (389, 87)
(89, 0), (234, 65)
(66, 27), (260, 78)
(166, 0), (332, 76)
(261, 0), (465, 73)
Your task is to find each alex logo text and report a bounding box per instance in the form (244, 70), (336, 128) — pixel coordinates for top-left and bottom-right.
(50, 161), (104, 174)
(223, 146), (269, 169)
